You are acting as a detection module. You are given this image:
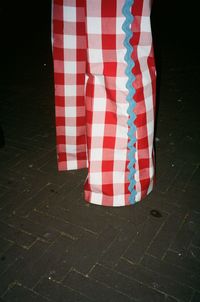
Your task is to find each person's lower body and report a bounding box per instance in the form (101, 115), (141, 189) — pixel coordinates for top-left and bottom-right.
(51, 0), (156, 206)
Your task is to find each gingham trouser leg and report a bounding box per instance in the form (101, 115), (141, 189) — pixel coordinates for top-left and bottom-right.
(52, 0), (156, 207)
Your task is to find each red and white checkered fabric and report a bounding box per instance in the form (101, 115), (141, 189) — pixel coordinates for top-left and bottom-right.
(52, 0), (156, 206)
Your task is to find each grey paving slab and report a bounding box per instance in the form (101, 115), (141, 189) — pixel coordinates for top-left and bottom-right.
(35, 277), (93, 302)
(64, 270), (133, 302)
(2, 284), (49, 302)
(116, 258), (193, 302)
(89, 263), (172, 302)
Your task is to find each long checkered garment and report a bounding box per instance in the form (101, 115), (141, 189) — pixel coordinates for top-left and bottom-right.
(52, 0), (156, 206)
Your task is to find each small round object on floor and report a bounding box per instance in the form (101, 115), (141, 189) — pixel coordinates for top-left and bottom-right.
(150, 209), (162, 218)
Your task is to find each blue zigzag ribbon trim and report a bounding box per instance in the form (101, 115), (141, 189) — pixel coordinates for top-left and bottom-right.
(122, 0), (137, 204)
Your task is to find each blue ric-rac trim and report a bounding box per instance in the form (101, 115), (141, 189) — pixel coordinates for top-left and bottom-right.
(122, 0), (137, 204)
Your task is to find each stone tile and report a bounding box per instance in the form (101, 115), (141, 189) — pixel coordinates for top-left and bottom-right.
(116, 258), (193, 302)
(34, 199), (112, 235)
(170, 211), (200, 254)
(18, 235), (75, 284)
(35, 276), (92, 302)
(1, 214), (60, 243)
(64, 270), (133, 302)
(0, 245), (25, 277)
(0, 240), (49, 295)
(164, 246), (200, 275)
(141, 253), (200, 290)
(0, 237), (13, 255)
(0, 221), (36, 249)
(147, 208), (188, 258)
(123, 214), (166, 263)
(99, 222), (138, 268)
(14, 183), (63, 217)
(27, 210), (86, 240)
(2, 283), (49, 302)
(61, 225), (117, 275)
(90, 263), (172, 302)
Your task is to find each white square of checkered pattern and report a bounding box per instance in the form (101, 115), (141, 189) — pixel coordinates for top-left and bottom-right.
(113, 171), (126, 184)
(116, 76), (128, 91)
(64, 61), (76, 73)
(113, 194), (126, 207)
(114, 148), (128, 162)
(63, 6), (76, 22)
(65, 144), (77, 153)
(64, 85), (76, 96)
(88, 49), (103, 63)
(87, 17), (102, 34)
(138, 45), (151, 59)
(92, 98), (107, 112)
(64, 106), (76, 117)
(91, 124), (105, 137)
(89, 172), (102, 185)
(65, 125), (76, 136)
(140, 16), (151, 32)
(90, 148), (103, 162)
(64, 34), (76, 49)
(116, 17), (125, 34)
